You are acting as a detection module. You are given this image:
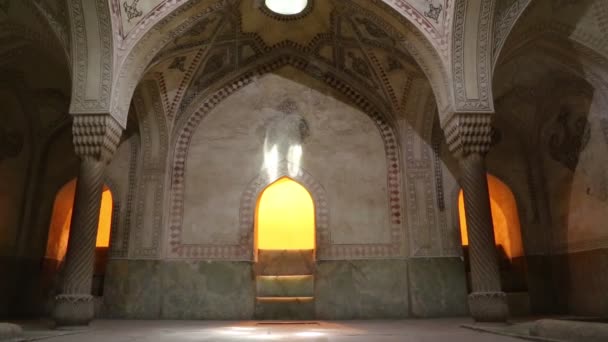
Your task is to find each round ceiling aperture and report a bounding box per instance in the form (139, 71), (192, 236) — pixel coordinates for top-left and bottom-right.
(265, 0), (309, 15)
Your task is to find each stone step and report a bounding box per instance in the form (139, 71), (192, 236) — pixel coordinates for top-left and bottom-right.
(256, 275), (314, 297)
(254, 297), (315, 320)
(255, 249), (314, 276)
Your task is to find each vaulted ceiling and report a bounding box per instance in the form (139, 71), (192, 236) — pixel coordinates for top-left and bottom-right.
(141, 0), (429, 124)
(0, 0), (607, 131)
(112, 0), (453, 54)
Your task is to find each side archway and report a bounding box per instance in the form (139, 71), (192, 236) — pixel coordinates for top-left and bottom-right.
(43, 178), (116, 296)
(242, 165), (329, 260)
(255, 177), (315, 251)
(456, 174), (528, 294)
(458, 174), (524, 261)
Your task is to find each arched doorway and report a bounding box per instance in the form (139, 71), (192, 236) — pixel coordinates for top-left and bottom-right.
(255, 177), (315, 252)
(253, 177), (316, 319)
(458, 174), (528, 313)
(43, 179), (114, 297)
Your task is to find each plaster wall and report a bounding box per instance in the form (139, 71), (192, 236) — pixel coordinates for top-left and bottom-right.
(540, 89), (608, 254)
(0, 88), (29, 257)
(540, 87), (608, 316)
(0, 88), (29, 317)
(24, 126), (79, 317)
(102, 68), (469, 319)
(493, 55), (608, 315)
(102, 257), (468, 319)
(181, 70), (390, 248)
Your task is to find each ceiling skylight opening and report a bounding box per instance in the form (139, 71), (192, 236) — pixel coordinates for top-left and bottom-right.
(265, 0), (308, 15)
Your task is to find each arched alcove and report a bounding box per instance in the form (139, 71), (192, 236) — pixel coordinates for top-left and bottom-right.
(458, 174), (524, 260)
(255, 177), (315, 253)
(458, 174), (528, 293)
(44, 179), (114, 296)
(169, 63), (401, 261)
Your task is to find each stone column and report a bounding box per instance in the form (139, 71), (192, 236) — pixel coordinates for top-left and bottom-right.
(53, 114), (122, 327)
(442, 112), (508, 322)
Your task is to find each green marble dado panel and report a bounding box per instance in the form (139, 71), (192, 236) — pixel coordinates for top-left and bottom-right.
(104, 258), (470, 319)
(314, 259), (409, 319)
(103, 260), (255, 319)
(408, 257), (468, 317)
(161, 260), (255, 319)
(103, 259), (162, 318)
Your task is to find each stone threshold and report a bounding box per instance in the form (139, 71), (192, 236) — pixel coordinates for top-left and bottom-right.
(462, 323), (562, 342)
(462, 317), (608, 342)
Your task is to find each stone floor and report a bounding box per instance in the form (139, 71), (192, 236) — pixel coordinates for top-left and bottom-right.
(9, 319), (527, 341)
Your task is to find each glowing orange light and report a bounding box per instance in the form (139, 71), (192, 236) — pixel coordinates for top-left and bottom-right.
(45, 180), (76, 261)
(96, 190), (113, 247)
(458, 174), (523, 259)
(45, 179), (114, 261)
(256, 177), (315, 250)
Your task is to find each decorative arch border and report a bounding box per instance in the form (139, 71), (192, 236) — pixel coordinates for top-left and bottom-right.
(112, 0), (452, 129)
(168, 55), (403, 260)
(239, 164), (329, 259)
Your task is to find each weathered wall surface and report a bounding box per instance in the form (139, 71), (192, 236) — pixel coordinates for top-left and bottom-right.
(31, 126), (79, 315)
(103, 259), (255, 319)
(0, 87), (29, 317)
(536, 80), (608, 254)
(103, 258), (469, 319)
(540, 81), (608, 316)
(493, 50), (608, 316)
(180, 70), (390, 251)
(103, 68), (469, 319)
(0, 88), (29, 258)
(0, 83), (77, 317)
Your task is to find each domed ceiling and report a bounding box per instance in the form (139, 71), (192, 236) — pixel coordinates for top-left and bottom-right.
(142, 0), (430, 121)
(114, 0), (451, 48)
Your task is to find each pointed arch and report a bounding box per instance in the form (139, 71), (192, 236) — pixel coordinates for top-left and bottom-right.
(245, 167), (327, 259)
(110, 0), (451, 129)
(255, 177), (315, 251)
(167, 55), (404, 260)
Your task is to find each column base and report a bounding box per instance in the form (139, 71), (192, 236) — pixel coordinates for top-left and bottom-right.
(0, 323), (22, 340)
(468, 291), (508, 322)
(52, 294), (94, 327)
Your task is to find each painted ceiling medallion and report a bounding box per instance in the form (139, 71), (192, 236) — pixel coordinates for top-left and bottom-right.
(262, 0), (313, 20)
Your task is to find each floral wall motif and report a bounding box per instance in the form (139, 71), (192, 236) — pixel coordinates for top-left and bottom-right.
(547, 109), (591, 172)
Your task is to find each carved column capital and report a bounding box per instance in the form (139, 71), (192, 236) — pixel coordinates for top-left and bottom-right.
(441, 112), (494, 158)
(72, 114), (122, 163)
